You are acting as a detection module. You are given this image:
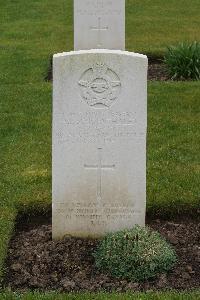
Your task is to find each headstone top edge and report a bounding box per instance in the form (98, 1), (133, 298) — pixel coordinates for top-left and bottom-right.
(53, 50), (148, 61)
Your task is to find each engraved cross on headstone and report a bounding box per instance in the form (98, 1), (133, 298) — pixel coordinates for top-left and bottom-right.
(84, 148), (115, 205)
(90, 17), (108, 48)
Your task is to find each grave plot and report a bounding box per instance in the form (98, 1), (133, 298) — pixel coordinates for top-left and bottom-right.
(3, 218), (200, 292)
(0, 0), (199, 299)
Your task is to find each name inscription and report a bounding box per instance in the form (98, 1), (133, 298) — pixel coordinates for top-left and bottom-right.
(65, 111), (135, 125)
(55, 111), (145, 144)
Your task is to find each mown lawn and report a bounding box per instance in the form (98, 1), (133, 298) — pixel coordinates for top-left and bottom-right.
(0, 0), (199, 298)
(126, 0), (200, 54)
(0, 291), (200, 300)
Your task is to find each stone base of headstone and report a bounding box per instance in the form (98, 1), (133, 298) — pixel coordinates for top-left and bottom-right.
(52, 50), (148, 239)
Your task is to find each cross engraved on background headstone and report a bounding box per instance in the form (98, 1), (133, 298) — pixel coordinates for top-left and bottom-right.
(84, 148), (115, 205)
(90, 17), (108, 47)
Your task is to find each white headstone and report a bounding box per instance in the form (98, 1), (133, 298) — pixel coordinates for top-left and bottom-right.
(52, 50), (148, 239)
(74, 0), (125, 50)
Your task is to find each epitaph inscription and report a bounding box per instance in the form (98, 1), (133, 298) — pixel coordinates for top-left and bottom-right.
(54, 202), (142, 228)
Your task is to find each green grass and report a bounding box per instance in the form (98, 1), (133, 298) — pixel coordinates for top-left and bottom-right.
(0, 83), (51, 213)
(0, 0), (199, 297)
(0, 208), (16, 280)
(147, 82), (200, 216)
(126, 0), (200, 55)
(0, 291), (200, 300)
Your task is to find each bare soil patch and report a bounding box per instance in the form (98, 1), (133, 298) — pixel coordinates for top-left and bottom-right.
(3, 219), (200, 292)
(148, 62), (169, 81)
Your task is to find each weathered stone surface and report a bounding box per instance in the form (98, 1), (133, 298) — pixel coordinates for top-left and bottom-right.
(52, 49), (148, 239)
(74, 0), (125, 50)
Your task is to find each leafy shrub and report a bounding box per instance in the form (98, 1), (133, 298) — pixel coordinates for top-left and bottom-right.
(164, 41), (200, 80)
(93, 226), (177, 281)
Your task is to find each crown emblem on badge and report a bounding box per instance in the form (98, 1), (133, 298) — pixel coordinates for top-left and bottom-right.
(92, 62), (107, 76)
(78, 63), (121, 108)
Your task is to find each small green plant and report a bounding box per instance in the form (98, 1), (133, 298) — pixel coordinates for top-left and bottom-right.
(93, 226), (177, 281)
(164, 41), (200, 80)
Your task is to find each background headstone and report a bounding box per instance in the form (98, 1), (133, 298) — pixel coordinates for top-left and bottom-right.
(74, 0), (125, 50)
(52, 50), (147, 239)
